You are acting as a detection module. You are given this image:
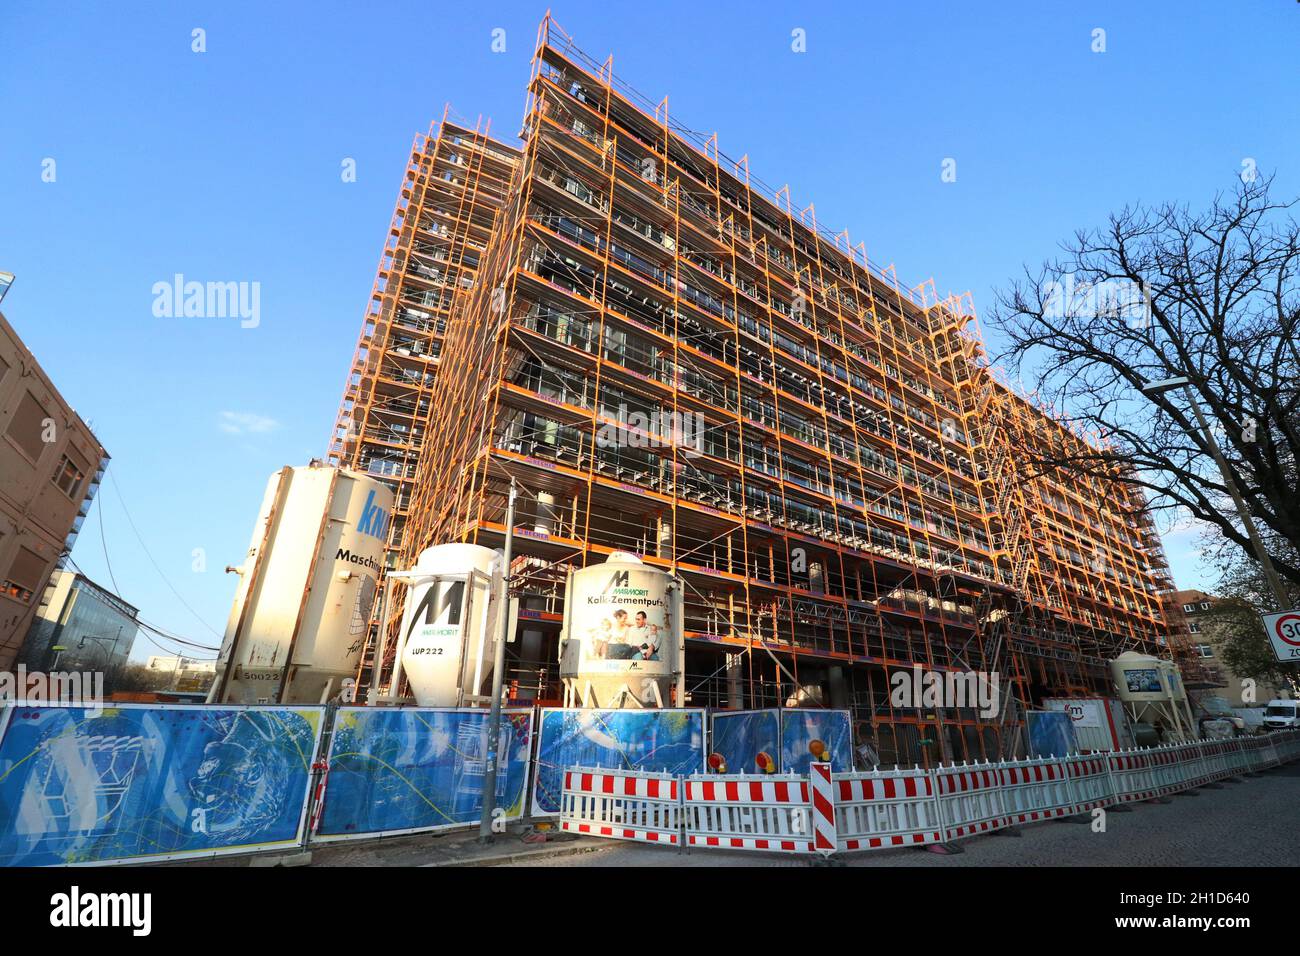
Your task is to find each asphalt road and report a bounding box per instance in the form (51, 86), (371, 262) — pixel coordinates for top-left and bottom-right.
(500, 762), (1300, 867)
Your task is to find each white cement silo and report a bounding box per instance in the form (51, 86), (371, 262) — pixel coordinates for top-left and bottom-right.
(397, 543), (503, 707)
(559, 551), (683, 708)
(212, 463), (393, 704)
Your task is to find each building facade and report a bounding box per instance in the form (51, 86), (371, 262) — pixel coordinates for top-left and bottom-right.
(327, 111), (520, 682)
(18, 569), (139, 681)
(382, 17), (1196, 766)
(1167, 588), (1272, 707)
(0, 309), (108, 670)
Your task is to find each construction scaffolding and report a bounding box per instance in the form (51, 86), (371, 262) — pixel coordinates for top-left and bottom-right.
(326, 107), (520, 687)
(373, 15), (1191, 766)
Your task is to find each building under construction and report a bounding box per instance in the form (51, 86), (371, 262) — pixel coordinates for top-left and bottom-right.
(327, 110), (520, 681)
(342, 16), (1202, 765)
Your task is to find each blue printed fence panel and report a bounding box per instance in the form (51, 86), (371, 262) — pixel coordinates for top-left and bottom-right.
(531, 708), (705, 816)
(780, 709), (852, 773)
(0, 703), (324, 867)
(313, 707), (533, 842)
(710, 709), (780, 774)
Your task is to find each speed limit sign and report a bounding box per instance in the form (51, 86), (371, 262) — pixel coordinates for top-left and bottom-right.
(1262, 609), (1300, 664)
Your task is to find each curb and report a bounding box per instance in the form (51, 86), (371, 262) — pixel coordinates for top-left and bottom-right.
(423, 839), (610, 867)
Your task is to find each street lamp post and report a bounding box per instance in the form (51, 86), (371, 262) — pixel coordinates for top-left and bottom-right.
(1141, 376), (1291, 609)
(478, 478), (517, 844)
(78, 626), (124, 689)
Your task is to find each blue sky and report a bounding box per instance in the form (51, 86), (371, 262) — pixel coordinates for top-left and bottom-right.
(2, 1), (1296, 661)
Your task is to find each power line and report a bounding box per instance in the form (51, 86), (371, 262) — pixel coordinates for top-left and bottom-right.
(137, 619), (220, 653)
(135, 629), (217, 662)
(95, 484), (123, 596)
(63, 555), (219, 655)
(105, 466), (224, 639)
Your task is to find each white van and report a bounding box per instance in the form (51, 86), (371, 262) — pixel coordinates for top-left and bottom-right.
(1263, 699), (1300, 730)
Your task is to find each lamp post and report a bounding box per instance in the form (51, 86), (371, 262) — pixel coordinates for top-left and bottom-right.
(1140, 376), (1291, 608)
(78, 626), (124, 689)
(479, 478), (517, 844)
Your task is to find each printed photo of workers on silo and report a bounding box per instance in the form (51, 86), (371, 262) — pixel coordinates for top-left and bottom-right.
(590, 608), (661, 661)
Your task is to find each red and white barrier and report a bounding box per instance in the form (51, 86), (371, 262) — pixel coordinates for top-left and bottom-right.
(309, 760), (330, 834)
(809, 762), (837, 856)
(998, 757), (1075, 823)
(1062, 754), (1113, 814)
(1147, 746), (1184, 796)
(934, 763), (1007, 841)
(1107, 750), (1161, 803)
(682, 773), (815, 853)
(833, 766), (943, 851)
(560, 731), (1300, 858)
(560, 768), (682, 845)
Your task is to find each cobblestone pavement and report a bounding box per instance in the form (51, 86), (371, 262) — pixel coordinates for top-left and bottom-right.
(500, 762), (1300, 867)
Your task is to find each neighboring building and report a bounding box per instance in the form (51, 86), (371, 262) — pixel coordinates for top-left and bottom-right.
(18, 569), (139, 680)
(326, 110), (521, 682)
(1167, 588), (1275, 707)
(144, 655), (216, 692)
(385, 16), (1186, 766)
(0, 308), (109, 670)
(145, 655), (216, 674)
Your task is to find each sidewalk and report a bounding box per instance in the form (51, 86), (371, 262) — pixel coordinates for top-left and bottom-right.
(178, 823), (610, 868)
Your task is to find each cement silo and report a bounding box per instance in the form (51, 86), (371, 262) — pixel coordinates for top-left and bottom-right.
(211, 463), (393, 704)
(396, 543), (504, 707)
(559, 551), (684, 708)
(1109, 651), (1195, 742)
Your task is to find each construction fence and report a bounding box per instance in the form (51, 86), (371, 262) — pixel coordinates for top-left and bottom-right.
(2, 700), (1294, 866)
(560, 732), (1300, 857)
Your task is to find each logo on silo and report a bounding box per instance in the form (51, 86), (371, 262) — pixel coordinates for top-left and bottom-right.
(404, 581), (465, 642)
(356, 490), (390, 541)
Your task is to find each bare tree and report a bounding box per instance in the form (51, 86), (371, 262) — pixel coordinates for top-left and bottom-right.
(988, 176), (1300, 585)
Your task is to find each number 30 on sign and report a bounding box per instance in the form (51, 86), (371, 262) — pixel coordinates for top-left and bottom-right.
(1262, 609), (1300, 664)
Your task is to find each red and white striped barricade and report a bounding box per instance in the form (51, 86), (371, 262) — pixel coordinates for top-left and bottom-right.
(833, 766), (943, 852)
(1260, 735), (1283, 770)
(683, 773), (816, 853)
(933, 762), (1008, 842)
(1107, 750), (1161, 803)
(1255, 735), (1276, 771)
(1220, 738), (1245, 777)
(1189, 740), (1217, 787)
(998, 757), (1075, 824)
(1280, 730), (1300, 763)
(1174, 742), (1204, 790)
(560, 768), (682, 846)
(308, 760), (330, 834)
(1209, 740), (1233, 781)
(808, 762), (837, 855)
(1237, 738), (1258, 775)
(1147, 745), (1185, 796)
(1062, 753), (1113, 814)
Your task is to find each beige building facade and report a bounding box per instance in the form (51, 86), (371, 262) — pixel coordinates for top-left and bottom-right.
(0, 309), (108, 670)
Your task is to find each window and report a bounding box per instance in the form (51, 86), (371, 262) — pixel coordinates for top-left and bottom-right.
(53, 452), (86, 499)
(1200, 602), (1211, 611)
(1196, 644), (1214, 658)
(1182, 603), (1195, 612)
(2, 546), (48, 604)
(5, 390), (50, 462)
(1188, 621), (1200, 633)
